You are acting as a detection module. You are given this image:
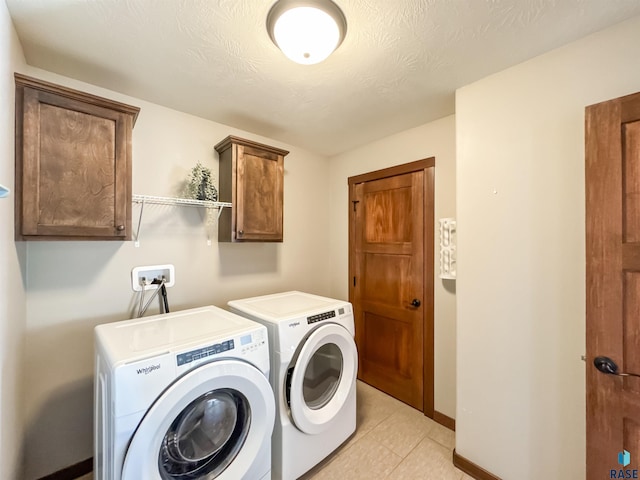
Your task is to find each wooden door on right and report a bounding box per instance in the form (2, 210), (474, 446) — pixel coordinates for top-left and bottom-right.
(586, 90), (640, 479)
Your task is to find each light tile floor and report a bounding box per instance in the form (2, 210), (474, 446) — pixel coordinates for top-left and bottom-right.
(76, 381), (471, 480)
(299, 380), (472, 480)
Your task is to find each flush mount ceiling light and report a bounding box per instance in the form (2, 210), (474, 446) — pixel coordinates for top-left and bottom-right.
(266, 0), (347, 65)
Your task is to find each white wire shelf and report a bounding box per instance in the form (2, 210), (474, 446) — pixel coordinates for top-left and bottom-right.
(133, 194), (231, 209)
(132, 194), (232, 246)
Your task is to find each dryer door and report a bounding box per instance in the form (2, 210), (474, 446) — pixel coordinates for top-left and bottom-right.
(287, 323), (357, 435)
(121, 359), (274, 480)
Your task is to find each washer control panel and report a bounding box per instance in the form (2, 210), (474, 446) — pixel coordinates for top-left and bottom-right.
(240, 329), (266, 354)
(176, 339), (235, 366)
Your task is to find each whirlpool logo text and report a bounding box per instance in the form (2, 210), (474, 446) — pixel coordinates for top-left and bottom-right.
(136, 364), (160, 375)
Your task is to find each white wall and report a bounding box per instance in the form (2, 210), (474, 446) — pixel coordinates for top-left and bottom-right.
(0, 4), (27, 480)
(327, 115), (457, 419)
(456, 15), (640, 480)
(19, 68), (332, 479)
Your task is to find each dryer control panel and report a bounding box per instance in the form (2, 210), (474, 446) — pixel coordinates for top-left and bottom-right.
(307, 310), (336, 324)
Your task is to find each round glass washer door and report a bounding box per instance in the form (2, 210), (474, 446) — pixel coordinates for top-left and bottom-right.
(288, 323), (357, 435)
(158, 389), (249, 478)
(122, 359), (275, 480)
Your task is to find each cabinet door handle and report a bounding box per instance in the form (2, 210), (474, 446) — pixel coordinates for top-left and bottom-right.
(238, 230), (244, 236)
(116, 225), (125, 231)
(410, 299), (421, 307)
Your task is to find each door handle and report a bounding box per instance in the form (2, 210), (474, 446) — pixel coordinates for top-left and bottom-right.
(594, 356), (640, 378)
(410, 299), (421, 307)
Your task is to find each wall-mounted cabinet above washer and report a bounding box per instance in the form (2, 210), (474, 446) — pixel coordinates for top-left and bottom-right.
(215, 136), (289, 243)
(14, 73), (139, 241)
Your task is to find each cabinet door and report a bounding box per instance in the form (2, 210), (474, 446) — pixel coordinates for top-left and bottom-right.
(19, 87), (132, 239)
(235, 144), (284, 242)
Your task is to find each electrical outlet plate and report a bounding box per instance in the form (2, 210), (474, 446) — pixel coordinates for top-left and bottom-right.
(132, 264), (175, 291)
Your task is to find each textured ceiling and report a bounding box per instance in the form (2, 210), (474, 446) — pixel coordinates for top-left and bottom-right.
(6, 0), (640, 156)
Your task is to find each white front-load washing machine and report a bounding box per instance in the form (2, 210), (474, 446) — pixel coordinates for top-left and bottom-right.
(94, 306), (275, 480)
(228, 291), (357, 480)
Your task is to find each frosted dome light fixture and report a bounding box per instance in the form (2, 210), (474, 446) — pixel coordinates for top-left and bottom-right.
(267, 0), (347, 65)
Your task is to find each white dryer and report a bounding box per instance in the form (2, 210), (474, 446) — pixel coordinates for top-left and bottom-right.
(228, 291), (357, 480)
(94, 306), (275, 480)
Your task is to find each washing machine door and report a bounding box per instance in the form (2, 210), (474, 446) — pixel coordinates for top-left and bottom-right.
(287, 323), (357, 435)
(121, 359), (274, 480)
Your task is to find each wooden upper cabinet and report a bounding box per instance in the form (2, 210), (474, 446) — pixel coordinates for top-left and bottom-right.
(215, 136), (289, 242)
(14, 73), (140, 240)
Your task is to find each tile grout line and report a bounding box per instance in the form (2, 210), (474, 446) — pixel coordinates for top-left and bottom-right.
(383, 434), (427, 479)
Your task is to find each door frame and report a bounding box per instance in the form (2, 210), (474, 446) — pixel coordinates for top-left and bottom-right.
(348, 158), (435, 416)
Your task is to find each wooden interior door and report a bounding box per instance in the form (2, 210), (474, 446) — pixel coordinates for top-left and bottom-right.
(586, 91), (640, 479)
(349, 159), (434, 413)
